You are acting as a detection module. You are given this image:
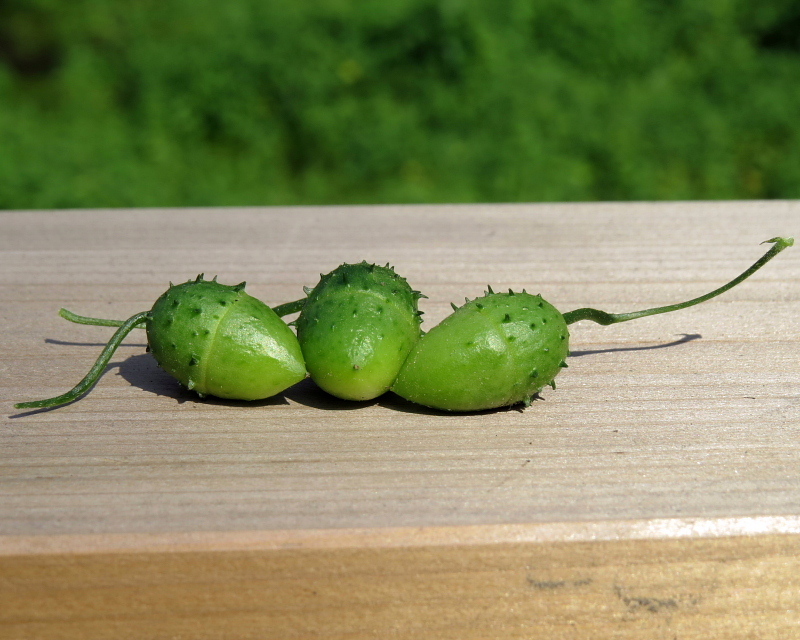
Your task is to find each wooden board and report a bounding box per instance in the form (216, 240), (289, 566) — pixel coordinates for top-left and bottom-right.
(1, 201), (799, 637)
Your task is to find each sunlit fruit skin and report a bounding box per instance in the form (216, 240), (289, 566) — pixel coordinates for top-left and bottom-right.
(147, 277), (306, 400)
(392, 291), (569, 412)
(296, 262), (424, 401)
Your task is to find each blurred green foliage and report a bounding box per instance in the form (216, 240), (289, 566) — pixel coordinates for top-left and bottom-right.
(1, 0), (799, 208)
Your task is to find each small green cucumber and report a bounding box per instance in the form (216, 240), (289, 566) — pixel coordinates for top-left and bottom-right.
(296, 262), (424, 401)
(16, 276), (307, 409)
(147, 277), (306, 400)
(392, 291), (568, 411)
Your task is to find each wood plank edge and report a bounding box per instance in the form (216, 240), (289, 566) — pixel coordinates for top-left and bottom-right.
(4, 514), (800, 556)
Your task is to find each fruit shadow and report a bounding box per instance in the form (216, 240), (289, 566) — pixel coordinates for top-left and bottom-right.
(376, 392), (520, 417)
(15, 343), (376, 414)
(282, 378), (382, 411)
(568, 333), (701, 357)
(117, 353), (292, 408)
(285, 380), (505, 416)
(116, 358), (396, 413)
(44, 339), (197, 405)
(118, 356), (376, 412)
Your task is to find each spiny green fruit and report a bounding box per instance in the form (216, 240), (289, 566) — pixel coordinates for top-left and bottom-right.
(392, 290), (569, 411)
(392, 237), (794, 412)
(16, 275), (307, 409)
(147, 277), (306, 400)
(296, 261), (424, 401)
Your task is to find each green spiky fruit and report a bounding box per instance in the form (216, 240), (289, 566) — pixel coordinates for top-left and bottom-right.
(392, 291), (569, 412)
(296, 262), (424, 401)
(147, 276), (306, 400)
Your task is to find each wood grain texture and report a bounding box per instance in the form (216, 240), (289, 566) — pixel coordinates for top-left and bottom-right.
(1, 201), (799, 637)
(3, 527), (800, 639)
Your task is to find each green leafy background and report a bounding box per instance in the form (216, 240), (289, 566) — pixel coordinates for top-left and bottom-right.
(2, 0), (799, 209)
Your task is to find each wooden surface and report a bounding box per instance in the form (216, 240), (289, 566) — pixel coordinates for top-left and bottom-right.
(1, 201), (799, 638)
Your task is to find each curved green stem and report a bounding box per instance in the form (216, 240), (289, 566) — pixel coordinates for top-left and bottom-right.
(59, 308), (145, 328)
(562, 237), (794, 326)
(15, 311), (149, 410)
(270, 297), (306, 317)
(60, 297), (307, 329)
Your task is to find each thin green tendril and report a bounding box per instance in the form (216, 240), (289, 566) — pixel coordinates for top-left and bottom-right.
(60, 296), (306, 330)
(271, 297), (306, 317)
(562, 237), (793, 326)
(15, 311), (149, 410)
(59, 308), (146, 328)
